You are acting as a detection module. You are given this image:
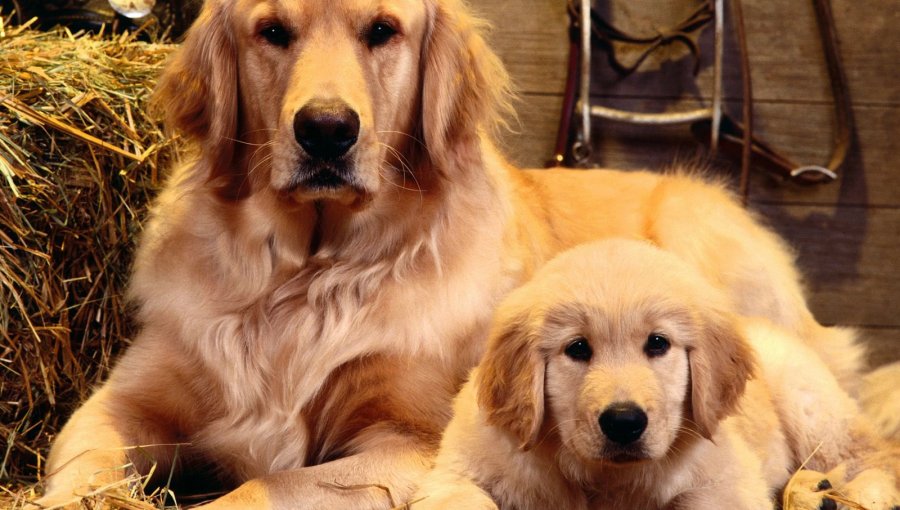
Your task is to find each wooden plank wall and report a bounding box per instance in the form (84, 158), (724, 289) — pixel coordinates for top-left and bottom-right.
(474, 0), (899, 367)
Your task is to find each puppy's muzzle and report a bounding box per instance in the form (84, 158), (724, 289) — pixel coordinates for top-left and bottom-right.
(599, 402), (648, 445)
(293, 99), (360, 160)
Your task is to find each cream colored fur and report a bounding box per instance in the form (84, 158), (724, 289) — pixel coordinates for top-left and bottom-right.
(414, 241), (897, 510)
(35, 0), (862, 508)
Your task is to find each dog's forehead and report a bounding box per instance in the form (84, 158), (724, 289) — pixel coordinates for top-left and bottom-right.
(248, 0), (425, 23)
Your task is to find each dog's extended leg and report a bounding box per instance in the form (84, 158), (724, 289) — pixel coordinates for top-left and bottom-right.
(34, 354), (187, 509)
(195, 434), (432, 510)
(31, 386), (133, 508)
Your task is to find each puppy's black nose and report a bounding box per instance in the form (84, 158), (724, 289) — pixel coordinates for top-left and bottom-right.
(599, 402), (648, 445)
(293, 99), (360, 160)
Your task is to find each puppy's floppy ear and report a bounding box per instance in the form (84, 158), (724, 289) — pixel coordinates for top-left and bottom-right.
(688, 307), (756, 440)
(152, 0), (238, 183)
(420, 0), (512, 171)
(476, 309), (545, 451)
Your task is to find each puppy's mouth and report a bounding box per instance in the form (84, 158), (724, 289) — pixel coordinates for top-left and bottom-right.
(280, 163), (372, 209)
(599, 444), (651, 465)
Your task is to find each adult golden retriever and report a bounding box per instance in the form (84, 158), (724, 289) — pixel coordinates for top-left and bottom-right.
(413, 240), (898, 510)
(36, 0), (861, 508)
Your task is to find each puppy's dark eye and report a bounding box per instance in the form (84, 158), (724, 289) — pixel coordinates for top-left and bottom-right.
(259, 22), (291, 48)
(366, 20), (398, 47)
(564, 337), (592, 362)
(644, 333), (670, 358)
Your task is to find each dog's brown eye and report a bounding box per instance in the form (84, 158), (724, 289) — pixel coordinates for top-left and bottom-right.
(260, 22), (291, 48)
(564, 337), (592, 362)
(644, 333), (670, 357)
(366, 20), (398, 47)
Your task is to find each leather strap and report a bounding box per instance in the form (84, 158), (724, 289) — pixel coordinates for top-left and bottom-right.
(554, 0), (852, 189)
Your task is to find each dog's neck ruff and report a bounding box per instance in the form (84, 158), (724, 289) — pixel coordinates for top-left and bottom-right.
(128, 153), (516, 477)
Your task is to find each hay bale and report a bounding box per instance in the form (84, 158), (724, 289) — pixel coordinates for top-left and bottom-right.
(0, 16), (182, 489)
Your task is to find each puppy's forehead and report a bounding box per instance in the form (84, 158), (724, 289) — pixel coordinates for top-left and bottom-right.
(542, 297), (694, 342)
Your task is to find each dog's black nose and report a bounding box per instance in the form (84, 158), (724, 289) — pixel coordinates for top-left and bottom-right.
(293, 99), (360, 160)
(599, 402), (648, 445)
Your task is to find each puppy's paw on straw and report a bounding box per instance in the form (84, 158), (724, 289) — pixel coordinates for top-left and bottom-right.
(784, 469), (841, 510)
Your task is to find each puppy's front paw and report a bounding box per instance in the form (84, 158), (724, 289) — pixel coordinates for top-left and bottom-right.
(837, 468), (899, 510)
(410, 489), (499, 510)
(783, 469), (839, 510)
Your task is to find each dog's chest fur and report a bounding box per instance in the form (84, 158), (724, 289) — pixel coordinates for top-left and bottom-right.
(130, 181), (515, 480)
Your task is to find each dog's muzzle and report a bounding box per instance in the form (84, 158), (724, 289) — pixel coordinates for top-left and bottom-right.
(293, 99), (360, 161)
(284, 99), (371, 207)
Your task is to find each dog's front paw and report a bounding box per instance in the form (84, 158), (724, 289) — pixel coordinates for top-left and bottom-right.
(23, 495), (82, 510)
(189, 479), (273, 510)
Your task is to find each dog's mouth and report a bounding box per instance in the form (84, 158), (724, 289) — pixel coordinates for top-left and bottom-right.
(280, 163), (372, 209)
(304, 167), (349, 189)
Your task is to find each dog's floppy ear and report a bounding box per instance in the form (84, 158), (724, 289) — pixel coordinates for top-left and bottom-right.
(476, 308), (545, 451)
(688, 307), (756, 440)
(420, 0), (512, 171)
(152, 0), (238, 183)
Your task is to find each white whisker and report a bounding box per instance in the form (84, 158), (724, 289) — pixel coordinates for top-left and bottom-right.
(375, 130), (426, 149)
(377, 142), (426, 204)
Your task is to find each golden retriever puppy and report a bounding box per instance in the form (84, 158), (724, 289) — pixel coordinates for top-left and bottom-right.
(34, 0), (862, 508)
(414, 240), (897, 510)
